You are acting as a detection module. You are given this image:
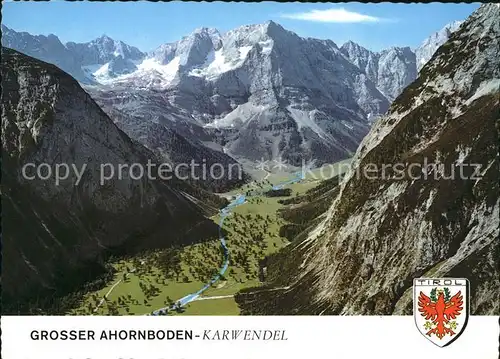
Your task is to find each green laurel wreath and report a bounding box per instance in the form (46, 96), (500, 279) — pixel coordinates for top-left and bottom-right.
(430, 287), (451, 302)
(430, 288), (437, 302)
(444, 287), (451, 302)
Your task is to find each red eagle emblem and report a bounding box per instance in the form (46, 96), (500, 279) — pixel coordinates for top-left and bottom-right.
(418, 287), (464, 339)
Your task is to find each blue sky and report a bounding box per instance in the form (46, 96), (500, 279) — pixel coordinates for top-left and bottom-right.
(2, 1), (480, 52)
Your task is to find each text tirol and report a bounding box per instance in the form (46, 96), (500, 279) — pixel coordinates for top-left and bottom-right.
(415, 279), (467, 286)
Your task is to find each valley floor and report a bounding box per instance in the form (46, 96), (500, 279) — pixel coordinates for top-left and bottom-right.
(68, 161), (349, 316)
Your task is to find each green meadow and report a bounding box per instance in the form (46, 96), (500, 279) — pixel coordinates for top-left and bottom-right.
(69, 161), (346, 315)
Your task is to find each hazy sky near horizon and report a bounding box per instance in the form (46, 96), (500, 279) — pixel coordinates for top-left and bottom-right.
(2, 1), (481, 52)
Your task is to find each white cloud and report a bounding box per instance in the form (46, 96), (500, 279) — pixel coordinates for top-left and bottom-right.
(281, 8), (384, 23)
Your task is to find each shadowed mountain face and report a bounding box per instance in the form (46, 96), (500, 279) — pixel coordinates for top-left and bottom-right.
(1, 48), (224, 314)
(236, 4), (500, 315)
(88, 88), (251, 192)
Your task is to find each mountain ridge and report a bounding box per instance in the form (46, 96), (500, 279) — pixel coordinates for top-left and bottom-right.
(2, 20), (461, 93)
(1, 19), (467, 168)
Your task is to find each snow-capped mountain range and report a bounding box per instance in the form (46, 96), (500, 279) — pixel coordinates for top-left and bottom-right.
(1, 25), (145, 83)
(2, 20), (463, 166)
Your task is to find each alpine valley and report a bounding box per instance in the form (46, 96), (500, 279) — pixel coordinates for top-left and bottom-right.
(1, 4), (498, 316)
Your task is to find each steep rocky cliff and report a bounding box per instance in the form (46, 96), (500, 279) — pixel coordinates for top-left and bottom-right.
(341, 41), (417, 102)
(236, 4), (499, 315)
(1, 48), (221, 313)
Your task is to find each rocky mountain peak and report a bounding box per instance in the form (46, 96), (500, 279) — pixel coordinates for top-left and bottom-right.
(381, 45), (413, 57)
(264, 20), (287, 34)
(376, 46), (417, 101)
(341, 41), (417, 102)
(192, 26), (220, 38)
(46, 33), (61, 42)
(176, 27), (221, 67)
(340, 41), (378, 79)
(341, 40), (369, 55)
(415, 20), (463, 72)
(151, 42), (177, 64)
(95, 34), (114, 43)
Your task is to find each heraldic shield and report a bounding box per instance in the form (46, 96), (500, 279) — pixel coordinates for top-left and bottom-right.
(413, 278), (470, 347)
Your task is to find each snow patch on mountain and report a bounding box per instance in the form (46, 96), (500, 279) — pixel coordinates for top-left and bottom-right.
(287, 107), (331, 140)
(91, 57), (181, 88)
(92, 63), (112, 80)
(83, 64), (106, 80)
(138, 57), (180, 81)
(259, 39), (273, 54)
(189, 45), (251, 80)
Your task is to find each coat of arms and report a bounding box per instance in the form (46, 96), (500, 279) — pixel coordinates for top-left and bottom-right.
(413, 278), (469, 347)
